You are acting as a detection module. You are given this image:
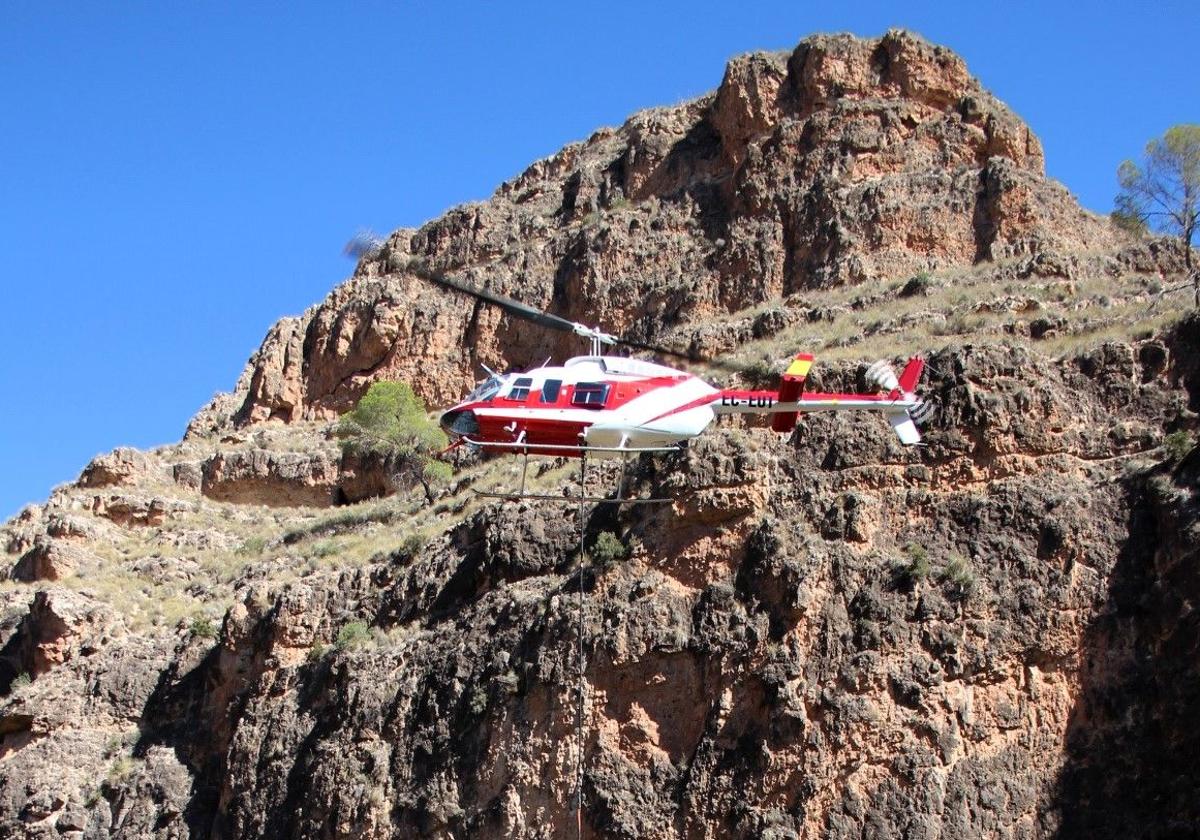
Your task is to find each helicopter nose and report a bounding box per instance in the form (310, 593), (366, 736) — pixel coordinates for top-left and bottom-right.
(440, 408), (479, 437)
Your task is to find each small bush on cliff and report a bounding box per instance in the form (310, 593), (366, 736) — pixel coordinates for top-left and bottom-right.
(335, 621), (372, 651)
(189, 615), (218, 639)
(589, 531), (629, 566)
(940, 556), (977, 601)
(11, 672), (31, 690)
(398, 532), (427, 559)
(899, 272), (935, 298)
(894, 543), (931, 589)
(107, 757), (139, 784)
(468, 685), (489, 716)
(1163, 429), (1193, 461)
(337, 381), (451, 505)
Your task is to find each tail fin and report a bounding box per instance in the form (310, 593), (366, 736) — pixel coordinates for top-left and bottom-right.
(890, 357), (927, 445)
(897, 357), (925, 394)
(888, 411), (922, 445)
(771, 353), (812, 433)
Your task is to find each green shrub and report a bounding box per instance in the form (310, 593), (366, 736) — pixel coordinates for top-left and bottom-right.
(589, 531), (628, 566)
(739, 357), (778, 388)
(899, 272), (935, 298)
(310, 541), (339, 559)
(11, 672), (31, 689)
(398, 532), (427, 559)
(335, 621), (372, 651)
(1163, 429), (1193, 461)
(107, 757), (137, 783)
(237, 536), (267, 556)
(189, 615), (218, 639)
(307, 642), (329, 663)
(894, 543), (930, 588)
(940, 556), (976, 601)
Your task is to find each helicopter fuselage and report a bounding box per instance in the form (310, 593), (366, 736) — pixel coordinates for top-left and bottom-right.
(439, 353), (928, 456)
(440, 355), (718, 456)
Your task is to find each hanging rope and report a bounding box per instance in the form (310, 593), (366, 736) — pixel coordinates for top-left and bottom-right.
(575, 452), (587, 840)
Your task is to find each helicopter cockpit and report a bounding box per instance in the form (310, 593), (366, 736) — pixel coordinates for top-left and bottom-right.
(466, 374), (505, 403)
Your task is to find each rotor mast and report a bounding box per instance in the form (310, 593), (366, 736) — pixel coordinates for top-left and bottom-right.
(571, 323), (617, 357)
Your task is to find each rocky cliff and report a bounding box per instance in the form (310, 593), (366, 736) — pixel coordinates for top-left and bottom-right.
(2, 30), (1198, 840)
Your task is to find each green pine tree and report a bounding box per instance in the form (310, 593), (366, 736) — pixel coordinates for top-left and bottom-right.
(336, 381), (452, 504)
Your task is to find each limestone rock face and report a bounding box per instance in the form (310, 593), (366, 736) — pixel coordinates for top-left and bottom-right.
(2, 30), (1199, 840)
(78, 448), (162, 489)
(10, 539), (96, 582)
(200, 449), (343, 508)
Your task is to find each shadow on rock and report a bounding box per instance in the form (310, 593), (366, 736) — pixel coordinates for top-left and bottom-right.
(1054, 448), (1200, 838)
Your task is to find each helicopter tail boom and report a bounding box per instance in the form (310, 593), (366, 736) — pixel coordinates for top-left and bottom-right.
(711, 355), (928, 444)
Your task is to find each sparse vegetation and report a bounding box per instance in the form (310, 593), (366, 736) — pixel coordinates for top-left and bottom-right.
(899, 271), (935, 297)
(11, 672), (31, 689)
(307, 642), (329, 663)
(940, 556), (977, 601)
(189, 614), (218, 639)
(468, 685), (489, 715)
(309, 540), (340, 559)
(495, 670), (520, 695)
(107, 757), (138, 784)
(1163, 429), (1194, 461)
(335, 621), (372, 652)
(894, 543), (931, 588)
(284, 503), (398, 543)
(738, 356), (779, 388)
(398, 532), (427, 559)
(237, 536), (267, 556)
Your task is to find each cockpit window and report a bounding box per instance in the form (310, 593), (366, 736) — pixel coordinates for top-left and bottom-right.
(467, 375), (503, 402)
(571, 382), (609, 408)
(540, 379), (562, 403)
(506, 377), (533, 401)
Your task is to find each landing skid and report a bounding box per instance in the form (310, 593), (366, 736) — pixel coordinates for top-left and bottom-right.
(472, 448), (672, 506)
(460, 437), (683, 455)
(473, 490), (671, 505)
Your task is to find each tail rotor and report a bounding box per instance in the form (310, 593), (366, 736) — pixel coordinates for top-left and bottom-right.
(909, 398), (938, 426)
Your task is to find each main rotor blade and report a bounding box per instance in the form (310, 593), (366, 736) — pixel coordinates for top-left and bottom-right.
(406, 259), (584, 336)
(611, 336), (702, 363)
(405, 258), (754, 375)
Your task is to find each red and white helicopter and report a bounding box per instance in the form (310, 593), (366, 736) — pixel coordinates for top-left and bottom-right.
(406, 263), (931, 501)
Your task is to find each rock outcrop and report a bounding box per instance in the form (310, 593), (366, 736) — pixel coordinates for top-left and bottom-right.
(2, 29), (1198, 840)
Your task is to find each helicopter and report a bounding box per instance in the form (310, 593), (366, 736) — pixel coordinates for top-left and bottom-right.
(399, 262), (931, 501)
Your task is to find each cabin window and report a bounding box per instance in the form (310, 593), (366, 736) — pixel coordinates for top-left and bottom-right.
(571, 382), (609, 408)
(506, 377), (533, 400)
(540, 379), (562, 403)
(467, 375), (503, 402)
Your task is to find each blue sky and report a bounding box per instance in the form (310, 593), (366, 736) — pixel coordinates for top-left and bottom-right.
(2, 2), (1197, 519)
